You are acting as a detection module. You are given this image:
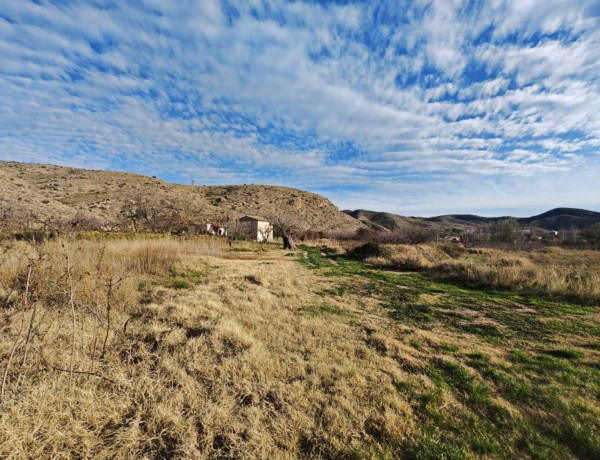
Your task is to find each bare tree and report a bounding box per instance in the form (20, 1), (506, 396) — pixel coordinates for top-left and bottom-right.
(489, 218), (523, 243)
(222, 213), (244, 247)
(0, 199), (35, 232)
(258, 225), (273, 245)
(119, 193), (147, 232)
(163, 197), (200, 233)
(0, 198), (13, 231)
(269, 214), (304, 250)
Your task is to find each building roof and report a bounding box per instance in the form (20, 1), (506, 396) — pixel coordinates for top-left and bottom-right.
(239, 215), (270, 222)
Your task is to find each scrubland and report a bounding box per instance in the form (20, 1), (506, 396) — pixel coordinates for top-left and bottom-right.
(1, 235), (599, 459)
(362, 243), (600, 305)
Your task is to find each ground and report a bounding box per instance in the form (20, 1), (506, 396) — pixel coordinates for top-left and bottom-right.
(0, 237), (599, 459)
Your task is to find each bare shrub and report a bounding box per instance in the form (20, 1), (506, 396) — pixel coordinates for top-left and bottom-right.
(425, 247), (600, 303)
(346, 242), (390, 261)
(0, 237), (197, 404)
(353, 224), (436, 245)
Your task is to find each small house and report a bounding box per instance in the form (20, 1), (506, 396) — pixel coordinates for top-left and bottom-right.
(239, 216), (273, 242)
(205, 222), (227, 236)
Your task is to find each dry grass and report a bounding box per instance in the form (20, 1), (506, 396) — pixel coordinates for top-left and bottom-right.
(0, 237), (422, 458)
(1, 237), (599, 458)
(359, 243), (600, 304)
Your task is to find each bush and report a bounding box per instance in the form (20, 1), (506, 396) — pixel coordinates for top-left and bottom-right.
(346, 242), (390, 261)
(353, 225), (436, 245)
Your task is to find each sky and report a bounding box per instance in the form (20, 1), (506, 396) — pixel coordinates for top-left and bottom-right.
(1, 0), (599, 217)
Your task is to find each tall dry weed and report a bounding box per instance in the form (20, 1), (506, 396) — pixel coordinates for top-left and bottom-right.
(1, 237), (420, 458)
(425, 246), (600, 303)
(0, 238), (199, 405)
(356, 242), (600, 303)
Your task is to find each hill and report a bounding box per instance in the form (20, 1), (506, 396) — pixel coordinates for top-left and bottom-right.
(343, 209), (422, 231)
(347, 208), (600, 232)
(520, 207), (600, 230)
(0, 161), (363, 233)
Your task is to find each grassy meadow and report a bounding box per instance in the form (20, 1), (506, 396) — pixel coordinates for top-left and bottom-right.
(0, 235), (599, 458)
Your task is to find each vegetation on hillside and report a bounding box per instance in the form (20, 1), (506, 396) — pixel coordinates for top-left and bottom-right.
(0, 161), (362, 235)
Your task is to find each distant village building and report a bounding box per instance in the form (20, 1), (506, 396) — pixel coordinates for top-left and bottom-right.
(239, 216), (273, 242)
(522, 228), (559, 241)
(205, 222), (227, 236)
(442, 236), (461, 243)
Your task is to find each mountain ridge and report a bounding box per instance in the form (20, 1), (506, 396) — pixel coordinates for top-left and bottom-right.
(0, 161), (363, 233)
(2, 161), (598, 234)
(345, 207), (600, 232)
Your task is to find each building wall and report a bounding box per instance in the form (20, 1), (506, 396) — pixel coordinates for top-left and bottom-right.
(256, 221), (273, 241)
(239, 219), (273, 241)
(239, 220), (255, 238)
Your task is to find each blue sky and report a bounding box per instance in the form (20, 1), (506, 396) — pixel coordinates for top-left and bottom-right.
(1, 0), (599, 216)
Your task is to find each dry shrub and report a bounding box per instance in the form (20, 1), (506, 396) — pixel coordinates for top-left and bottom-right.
(387, 244), (450, 271)
(427, 247), (600, 303)
(498, 256), (532, 268)
(346, 242), (390, 261)
(363, 256), (393, 266)
(466, 247), (497, 255)
(0, 238), (196, 407)
(439, 244), (466, 258)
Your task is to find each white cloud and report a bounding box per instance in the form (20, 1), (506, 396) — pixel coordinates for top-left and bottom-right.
(0, 0), (598, 215)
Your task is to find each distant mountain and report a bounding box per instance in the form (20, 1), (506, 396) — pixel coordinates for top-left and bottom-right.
(519, 208), (600, 230)
(343, 209), (421, 231)
(423, 214), (506, 228)
(346, 207), (600, 232)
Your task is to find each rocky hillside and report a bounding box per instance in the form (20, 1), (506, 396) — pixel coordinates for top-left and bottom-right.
(0, 161), (363, 233)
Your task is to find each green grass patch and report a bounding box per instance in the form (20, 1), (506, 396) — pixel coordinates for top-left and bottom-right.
(162, 267), (205, 289)
(509, 348), (532, 364)
(301, 304), (352, 318)
(293, 245), (600, 458)
(409, 339), (423, 350)
(543, 348), (582, 360)
(163, 279), (189, 289)
(438, 342), (459, 352)
(168, 267), (205, 280)
(298, 245), (335, 269)
(385, 301), (433, 323)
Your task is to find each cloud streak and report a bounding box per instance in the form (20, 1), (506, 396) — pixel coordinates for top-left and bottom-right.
(0, 0), (598, 215)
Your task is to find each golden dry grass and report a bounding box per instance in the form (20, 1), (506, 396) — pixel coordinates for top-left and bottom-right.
(0, 237), (423, 458)
(2, 237), (599, 458)
(360, 243), (600, 304)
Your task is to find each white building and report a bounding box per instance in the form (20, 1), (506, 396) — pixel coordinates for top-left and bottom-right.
(239, 216), (273, 242)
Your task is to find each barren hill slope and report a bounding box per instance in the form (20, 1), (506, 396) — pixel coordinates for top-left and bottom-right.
(344, 209), (422, 231)
(0, 161), (363, 233)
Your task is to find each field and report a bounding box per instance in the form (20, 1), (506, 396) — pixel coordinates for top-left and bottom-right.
(1, 235), (599, 459)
